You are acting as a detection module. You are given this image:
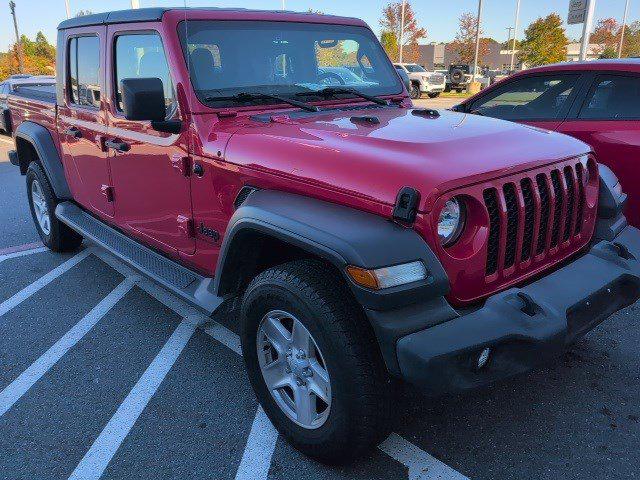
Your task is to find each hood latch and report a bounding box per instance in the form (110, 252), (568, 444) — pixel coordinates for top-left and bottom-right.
(393, 186), (420, 225)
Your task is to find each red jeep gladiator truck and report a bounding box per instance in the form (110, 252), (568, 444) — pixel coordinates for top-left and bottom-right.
(7, 7), (640, 463)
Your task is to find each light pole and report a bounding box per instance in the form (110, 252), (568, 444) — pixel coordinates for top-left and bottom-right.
(131, 0), (140, 8)
(506, 26), (514, 59)
(510, 0), (521, 71)
(64, 0), (71, 18)
(399, 0), (406, 63)
(9, 1), (24, 73)
(472, 0), (484, 82)
(618, 0), (631, 58)
(579, 0), (596, 61)
(281, 0), (285, 9)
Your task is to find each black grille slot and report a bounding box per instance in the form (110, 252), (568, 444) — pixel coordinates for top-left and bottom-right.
(563, 167), (575, 242)
(550, 170), (564, 248)
(520, 178), (535, 261)
(503, 183), (519, 269)
(575, 163), (585, 234)
(536, 174), (550, 255)
(483, 188), (500, 276)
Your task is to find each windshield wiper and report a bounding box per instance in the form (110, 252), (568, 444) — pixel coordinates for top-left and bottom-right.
(296, 87), (389, 106)
(204, 92), (319, 112)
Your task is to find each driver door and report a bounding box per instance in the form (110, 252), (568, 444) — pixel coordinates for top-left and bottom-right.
(465, 72), (587, 131)
(105, 26), (195, 256)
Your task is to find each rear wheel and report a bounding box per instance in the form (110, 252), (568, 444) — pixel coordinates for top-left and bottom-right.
(240, 259), (392, 463)
(26, 162), (83, 252)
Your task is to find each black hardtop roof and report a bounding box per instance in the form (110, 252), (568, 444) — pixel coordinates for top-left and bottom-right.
(58, 7), (168, 30)
(57, 6), (350, 30)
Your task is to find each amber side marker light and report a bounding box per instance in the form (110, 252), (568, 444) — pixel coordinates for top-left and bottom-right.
(346, 261), (428, 290)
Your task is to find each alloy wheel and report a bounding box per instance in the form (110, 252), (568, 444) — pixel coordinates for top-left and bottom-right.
(31, 179), (51, 235)
(256, 310), (332, 429)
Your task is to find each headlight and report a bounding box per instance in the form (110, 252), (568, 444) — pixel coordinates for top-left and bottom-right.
(438, 197), (465, 247)
(346, 261), (428, 290)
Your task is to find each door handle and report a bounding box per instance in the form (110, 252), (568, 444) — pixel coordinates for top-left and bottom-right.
(104, 139), (130, 152)
(64, 127), (82, 139)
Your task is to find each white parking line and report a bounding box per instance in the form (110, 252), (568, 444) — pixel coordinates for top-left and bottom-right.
(0, 249), (90, 317)
(68, 319), (198, 480)
(0, 246), (48, 263)
(235, 407), (279, 480)
(0, 278), (136, 418)
(92, 248), (468, 480)
(379, 433), (469, 480)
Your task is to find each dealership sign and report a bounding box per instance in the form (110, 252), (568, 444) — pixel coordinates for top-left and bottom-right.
(568, 0), (588, 24)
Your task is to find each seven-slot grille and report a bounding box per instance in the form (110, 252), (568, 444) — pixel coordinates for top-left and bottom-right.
(482, 162), (588, 277)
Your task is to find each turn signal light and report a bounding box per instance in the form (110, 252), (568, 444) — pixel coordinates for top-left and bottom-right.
(346, 266), (380, 290)
(346, 261), (428, 290)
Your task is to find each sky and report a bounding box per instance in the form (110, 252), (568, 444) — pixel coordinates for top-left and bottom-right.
(1, 0), (639, 51)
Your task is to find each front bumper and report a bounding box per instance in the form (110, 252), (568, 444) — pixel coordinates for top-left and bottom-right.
(393, 226), (640, 395)
(421, 84), (446, 93)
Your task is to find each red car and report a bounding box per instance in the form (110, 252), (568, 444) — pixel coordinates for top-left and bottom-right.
(456, 60), (640, 226)
(6, 8), (640, 462)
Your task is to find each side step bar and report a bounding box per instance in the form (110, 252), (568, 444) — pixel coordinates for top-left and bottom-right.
(55, 202), (223, 315)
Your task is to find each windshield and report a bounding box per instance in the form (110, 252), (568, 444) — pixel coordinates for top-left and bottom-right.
(404, 64), (426, 73)
(178, 21), (402, 108)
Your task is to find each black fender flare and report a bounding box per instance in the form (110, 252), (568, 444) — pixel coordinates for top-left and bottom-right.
(14, 121), (72, 200)
(214, 190), (450, 312)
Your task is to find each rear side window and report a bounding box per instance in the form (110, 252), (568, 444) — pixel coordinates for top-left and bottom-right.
(470, 74), (579, 121)
(68, 36), (101, 108)
(579, 74), (640, 120)
(114, 33), (175, 116)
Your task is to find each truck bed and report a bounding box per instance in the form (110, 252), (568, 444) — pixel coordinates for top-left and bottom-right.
(8, 83), (58, 145)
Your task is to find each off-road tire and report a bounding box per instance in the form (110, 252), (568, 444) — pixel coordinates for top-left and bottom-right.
(410, 83), (422, 99)
(240, 259), (392, 463)
(26, 162), (83, 252)
(409, 83), (422, 100)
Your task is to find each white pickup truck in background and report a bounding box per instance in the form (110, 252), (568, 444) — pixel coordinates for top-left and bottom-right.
(393, 63), (446, 99)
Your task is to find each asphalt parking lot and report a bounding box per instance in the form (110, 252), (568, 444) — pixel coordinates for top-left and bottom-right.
(1, 106), (639, 480)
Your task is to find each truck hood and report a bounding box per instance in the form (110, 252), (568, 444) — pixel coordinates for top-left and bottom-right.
(221, 106), (590, 212)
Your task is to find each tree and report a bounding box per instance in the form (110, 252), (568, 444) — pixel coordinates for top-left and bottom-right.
(379, 2), (426, 63)
(75, 10), (93, 17)
(622, 21), (640, 57)
(0, 32), (56, 80)
(519, 14), (568, 67)
(599, 46), (618, 59)
(591, 18), (621, 55)
(380, 31), (399, 61)
(449, 13), (490, 65)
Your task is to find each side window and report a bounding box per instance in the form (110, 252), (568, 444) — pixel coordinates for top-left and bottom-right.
(114, 33), (175, 117)
(579, 75), (640, 120)
(67, 36), (101, 108)
(470, 74), (579, 121)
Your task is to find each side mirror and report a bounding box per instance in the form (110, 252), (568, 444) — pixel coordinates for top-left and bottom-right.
(120, 77), (182, 134)
(121, 77), (166, 121)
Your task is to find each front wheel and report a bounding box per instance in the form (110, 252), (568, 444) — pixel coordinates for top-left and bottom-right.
(240, 260), (392, 463)
(427, 92), (441, 98)
(26, 162), (83, 252)
(410, 84), (422, 99)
